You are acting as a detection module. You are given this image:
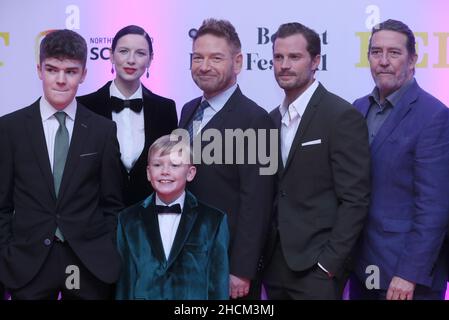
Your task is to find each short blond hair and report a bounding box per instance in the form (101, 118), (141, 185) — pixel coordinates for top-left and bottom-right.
(148, 134), (193, 164)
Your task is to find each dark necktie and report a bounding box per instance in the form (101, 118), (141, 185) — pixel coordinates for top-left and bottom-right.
(155, 204), (182, 214)
(110, 96), (143, 113)
(53, 112), (69, 197)
(187, 100), (210, 142)
(53, 111), (69, 241)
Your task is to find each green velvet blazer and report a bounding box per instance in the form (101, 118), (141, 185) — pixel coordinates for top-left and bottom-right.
(116, 191), (229, 300)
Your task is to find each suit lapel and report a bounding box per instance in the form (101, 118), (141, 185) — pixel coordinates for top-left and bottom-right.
(93, 82), (114, 119)
(25, 100), (56, 200)
(181, 86), (243, 134)
(141, 196), (167, 263)
(142, 87), (155, 148)
(167, 192), (198, 268)
(370, 81), (419, 155)
(128, 86), (163, 176)
(282, 84), (324, 174)
(271, 108), (284, 175)
(57, 104), (90, 202)
(200, 86), (242, 134)
(180, 97), (202, 129)
(357, 98), (371, 118)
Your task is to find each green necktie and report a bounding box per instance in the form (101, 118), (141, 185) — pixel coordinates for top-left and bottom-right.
(53, 111), (69, 241)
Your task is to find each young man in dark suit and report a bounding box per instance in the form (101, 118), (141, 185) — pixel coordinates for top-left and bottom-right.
(262, 22), (371, 299)
(0, 29), (124, 299)
(179, 19), (275, 299)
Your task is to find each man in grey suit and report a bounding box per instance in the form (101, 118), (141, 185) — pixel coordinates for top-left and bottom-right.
(179, 18), (275, 299)
(263, 22), (371, 299)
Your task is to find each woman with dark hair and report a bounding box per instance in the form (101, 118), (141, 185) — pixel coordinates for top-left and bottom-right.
(78, 25), (178, 206)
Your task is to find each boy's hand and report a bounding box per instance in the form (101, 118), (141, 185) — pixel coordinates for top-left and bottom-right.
(229, 274), (250, 299)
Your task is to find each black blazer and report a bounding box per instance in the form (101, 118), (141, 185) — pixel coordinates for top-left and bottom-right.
(179, 86), (275, 279)
(77, 81), (178, 206)
(268, 83), (371, 277)
(0, 100), (124, 289)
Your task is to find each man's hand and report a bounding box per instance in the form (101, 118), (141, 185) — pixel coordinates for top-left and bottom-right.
(229, 274), (250, 299)
(386, 276), (416, 300)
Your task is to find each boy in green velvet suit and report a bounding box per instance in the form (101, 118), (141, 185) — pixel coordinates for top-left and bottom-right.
(116, 134), (229, 299)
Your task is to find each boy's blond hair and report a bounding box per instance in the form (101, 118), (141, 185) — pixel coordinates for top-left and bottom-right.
(147, 134), (193, 165)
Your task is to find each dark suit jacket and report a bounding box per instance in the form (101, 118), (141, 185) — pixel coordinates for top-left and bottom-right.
(0, 99), (124, 289)
(77, 82), (178, 206)
(179, 86), (275, 279)
(115, 191), (229, 300)
(268, 83), (370, 277)
(353, 79), (449, 291)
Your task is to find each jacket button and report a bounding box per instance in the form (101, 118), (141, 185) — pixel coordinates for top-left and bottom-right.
(44, 238), (52, 246)
(280, 190), (286, 197)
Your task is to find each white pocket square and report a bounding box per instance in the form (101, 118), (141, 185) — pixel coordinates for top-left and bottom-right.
(301, 139), (322, 146)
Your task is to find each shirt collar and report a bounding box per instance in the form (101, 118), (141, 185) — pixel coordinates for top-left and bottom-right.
(279, 79), (319, 119)
(155, 191), (185, 212)
(202, 83), (238, 112)
(40, 95), (77, 122)
(369, 78), (415, 108)
(110, 80), (143, 100)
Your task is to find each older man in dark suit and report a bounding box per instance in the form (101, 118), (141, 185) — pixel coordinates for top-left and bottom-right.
(350, 19), (449, 301)
(179, 18), (275, 300)
(0, 29), (123, 299)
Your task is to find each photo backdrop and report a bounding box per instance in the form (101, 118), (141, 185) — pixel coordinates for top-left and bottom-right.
(1, 0), (448, 116)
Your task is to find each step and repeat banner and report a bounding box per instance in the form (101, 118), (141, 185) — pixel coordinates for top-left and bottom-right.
(0, 0), (448, 117)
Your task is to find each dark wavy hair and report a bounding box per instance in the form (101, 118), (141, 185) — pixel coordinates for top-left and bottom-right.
(39, 29), (87, 68)
(272, 22), (321, 58)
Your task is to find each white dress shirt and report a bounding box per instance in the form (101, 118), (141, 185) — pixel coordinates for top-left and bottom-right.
(279, 80), (319, 166)
(40, 96), (76, 171)
(110, 80), (145, 172)
(156, 192), (185, 260)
